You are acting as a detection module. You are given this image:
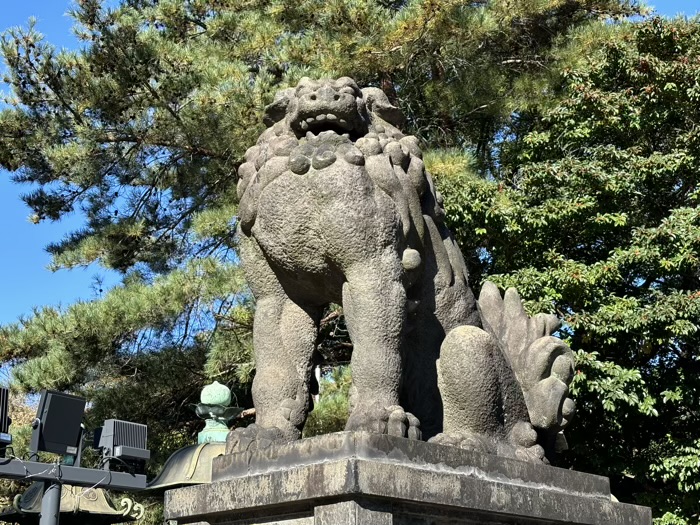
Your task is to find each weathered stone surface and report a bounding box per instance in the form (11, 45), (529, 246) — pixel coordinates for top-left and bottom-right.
(212, 432), (609, 496)
(315, 501), (391, 525)
(164, 433), (651, 525)
(233, 76), (576, 462)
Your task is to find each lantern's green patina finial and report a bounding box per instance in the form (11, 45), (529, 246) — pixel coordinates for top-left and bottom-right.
(194, 381), (243, 444)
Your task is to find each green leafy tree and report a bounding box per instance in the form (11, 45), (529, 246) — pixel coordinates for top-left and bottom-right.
(303, 366), (352, 437)
(434, 16), (700, 523)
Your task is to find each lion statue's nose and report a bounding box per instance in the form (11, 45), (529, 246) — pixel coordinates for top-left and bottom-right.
(314, 84), (340, 102)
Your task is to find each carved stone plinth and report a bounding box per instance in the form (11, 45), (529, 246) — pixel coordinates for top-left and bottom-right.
(163, 432), (651, 525)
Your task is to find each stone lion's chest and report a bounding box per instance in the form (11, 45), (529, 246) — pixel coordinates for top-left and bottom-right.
(251, 144), (402, 275)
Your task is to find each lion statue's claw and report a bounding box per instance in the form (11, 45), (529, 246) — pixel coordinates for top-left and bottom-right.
(345, 404), (421, 440)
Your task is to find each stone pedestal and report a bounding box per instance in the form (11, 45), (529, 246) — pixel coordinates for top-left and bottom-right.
(163, 432), (651, 525)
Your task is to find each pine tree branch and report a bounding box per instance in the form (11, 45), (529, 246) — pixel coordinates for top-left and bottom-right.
(98, 132), (222, 158)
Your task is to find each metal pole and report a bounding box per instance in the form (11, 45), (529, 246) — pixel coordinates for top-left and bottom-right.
(0, 459), (147, 490)
(39, 481), (61, 525)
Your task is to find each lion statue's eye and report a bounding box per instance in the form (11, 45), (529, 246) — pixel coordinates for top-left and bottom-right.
(339, 86), (356, 95)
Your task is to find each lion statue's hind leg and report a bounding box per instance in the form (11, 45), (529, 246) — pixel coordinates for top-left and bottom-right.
(432, 325), (547, 462)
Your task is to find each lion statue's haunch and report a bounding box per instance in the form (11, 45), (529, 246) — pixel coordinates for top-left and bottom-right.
(232, 77), (575, 462)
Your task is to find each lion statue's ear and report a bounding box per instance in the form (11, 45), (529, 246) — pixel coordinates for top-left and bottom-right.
(362, 87), (405, 128)
(263, 88), (295, 127)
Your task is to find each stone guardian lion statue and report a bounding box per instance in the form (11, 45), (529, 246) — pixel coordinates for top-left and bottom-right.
(231, 77), (576, 462)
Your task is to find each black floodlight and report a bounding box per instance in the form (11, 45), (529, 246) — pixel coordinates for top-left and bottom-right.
(30, 390), (86, 457)
(0, 387), (11, 457)
(96, 419), (150, 473)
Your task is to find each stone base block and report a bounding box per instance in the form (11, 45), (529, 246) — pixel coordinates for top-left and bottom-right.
(164, 432), (651, 525)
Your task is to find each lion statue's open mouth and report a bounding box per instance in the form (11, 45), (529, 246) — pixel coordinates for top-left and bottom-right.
(257, 76), (404, 142)
(276, 77), (366, 139)
(288, 81), (361, 138)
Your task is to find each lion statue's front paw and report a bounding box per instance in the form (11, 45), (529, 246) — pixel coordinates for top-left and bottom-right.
(429, 430), (491, 453)
(225, 424), (288, 454)
(345, 404), (421, 440)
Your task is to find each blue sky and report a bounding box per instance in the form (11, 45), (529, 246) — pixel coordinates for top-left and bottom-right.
(656, 1), (700, 17)
(0, 0), (698, 325)
(0, 1), (119, 326)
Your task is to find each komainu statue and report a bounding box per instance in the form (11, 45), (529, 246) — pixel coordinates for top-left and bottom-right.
(231, 77), (576, 462)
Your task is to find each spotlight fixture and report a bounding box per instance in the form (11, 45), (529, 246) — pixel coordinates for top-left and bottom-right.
(0, 390), (148, 525)
(30, 390), (86, 457)
(95, 419), (150, 473)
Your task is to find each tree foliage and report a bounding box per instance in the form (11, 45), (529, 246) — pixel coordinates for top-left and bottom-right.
(434, 16), (700, 523)
(303, 366), (352, 438)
